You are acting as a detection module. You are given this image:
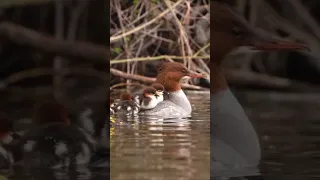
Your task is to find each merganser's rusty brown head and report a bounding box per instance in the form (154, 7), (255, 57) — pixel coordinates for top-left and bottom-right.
(143, 86), (157, 98)
(211, 1), (309, 63)
(155, 62), (205, 92)
(33, 99), (70, 125)
(211, 2), (309, 93)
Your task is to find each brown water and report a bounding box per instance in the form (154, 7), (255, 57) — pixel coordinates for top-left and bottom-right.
(110, 91), (210, 180)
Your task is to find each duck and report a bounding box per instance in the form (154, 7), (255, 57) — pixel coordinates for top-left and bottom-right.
(130, 83), (165, 103)
(211, 1), (309, 177)
(134, 86), (159, 110)
(112, 92), (140, 116)
(151, 83), (165, 103)
(18, 99), (97, 169)
(139, 62), (205, 118)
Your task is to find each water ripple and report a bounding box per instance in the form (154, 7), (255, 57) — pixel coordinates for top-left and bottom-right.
(110, 91), (210, 180)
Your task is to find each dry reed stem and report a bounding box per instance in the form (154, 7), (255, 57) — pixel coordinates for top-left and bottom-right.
(110, 0), (185, 43)
(111, 55), (210, 64)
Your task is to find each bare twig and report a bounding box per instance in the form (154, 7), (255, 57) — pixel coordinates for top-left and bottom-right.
(110, 83), (146, 90)
(164, 0), (192, 66)
(4, 67), (108, 85)
(110, 0), (184, 43)
(110, 55), (210, 64)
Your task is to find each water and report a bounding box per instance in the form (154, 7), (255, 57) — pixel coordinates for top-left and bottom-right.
(3, 88), (320, 179)
(110, 91), (210, 180)
(0, 89), (110, 180)
(234, 90), (320, 179)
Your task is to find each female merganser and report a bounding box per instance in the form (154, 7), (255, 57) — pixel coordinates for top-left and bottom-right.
(19, 99), (97, 169)
(151, 83), (165, 103)
(112, 92), (140, 116)
(211, 2), (309, 177)
(140, 62), (205, 118)
(135, 86), (159, 110)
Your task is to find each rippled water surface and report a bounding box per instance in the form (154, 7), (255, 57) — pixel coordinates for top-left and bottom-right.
(3, 88), (319, 180)
(110, 91), (210, 180)
(232, 90), (320, 179)
(0, 89), (109, 180)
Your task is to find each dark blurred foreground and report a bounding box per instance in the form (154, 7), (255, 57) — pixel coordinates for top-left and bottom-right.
(0, 1), (109, 179)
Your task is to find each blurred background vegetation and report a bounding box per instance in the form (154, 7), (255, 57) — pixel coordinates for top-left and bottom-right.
(221, 0), (320, 92)
(111, 0), (320, 93)
(221, 1), (320, 175)
(0, 0), (108, 109)
(110, 0), (210, 91)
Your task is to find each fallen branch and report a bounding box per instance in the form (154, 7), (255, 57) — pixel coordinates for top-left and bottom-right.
(110, 68), (154, 82)
(225, 68), (320, 92)
(0, 21), (109, 64)
(4, 67), (108, 85)
(110, 68), (208, 90)
(110, 82), (146, 90)
(0, 0), (56, 8)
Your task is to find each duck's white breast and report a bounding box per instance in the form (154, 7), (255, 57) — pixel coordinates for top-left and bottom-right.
(211, 89), (261, 176)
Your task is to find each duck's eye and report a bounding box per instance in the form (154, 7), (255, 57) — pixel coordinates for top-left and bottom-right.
(182, 69), (188, 73)
(232, 26), (245, 38)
